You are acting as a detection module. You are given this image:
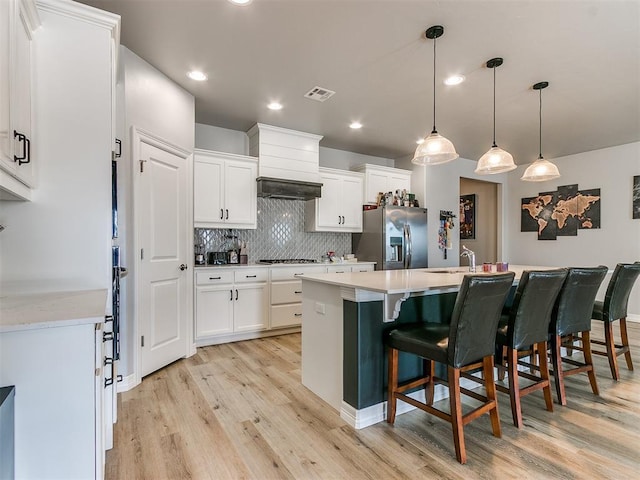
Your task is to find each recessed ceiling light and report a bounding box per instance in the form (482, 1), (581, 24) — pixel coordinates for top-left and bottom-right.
(350, 122), (362, 129)
(228, 0), (253, 5)
(267, 102), (283, 111)
(444, 74), (465, 86)
(187, 70), (207, 81)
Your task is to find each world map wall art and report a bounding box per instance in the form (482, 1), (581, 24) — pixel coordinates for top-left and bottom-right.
(521, 184), (601, 240)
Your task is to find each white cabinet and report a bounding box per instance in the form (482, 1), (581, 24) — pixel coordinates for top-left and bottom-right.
(326, 263), (375, 274)
(270, 265), (326, 328)
(195, 268), (268, 340)
(351, 164), (412, 205)
(0, 0), (39, 200)
(304, 168), (363, 232)
(194, 149), (258, 229)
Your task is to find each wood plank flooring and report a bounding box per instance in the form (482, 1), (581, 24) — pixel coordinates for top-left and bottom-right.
(106, 322), (640, 479)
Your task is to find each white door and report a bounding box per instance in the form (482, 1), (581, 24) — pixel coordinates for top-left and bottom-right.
(138, 138), (189, 377)
(342, 176), (363, 229)
(317, 173), (341, 228)
(225, 159), (256, 227)
(193, 157), (224, 225)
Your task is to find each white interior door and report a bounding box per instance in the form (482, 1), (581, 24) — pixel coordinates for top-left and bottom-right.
(137, 135), (189, 378)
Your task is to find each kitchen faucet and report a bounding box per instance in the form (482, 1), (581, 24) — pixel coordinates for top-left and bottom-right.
(460, 245), (476, 272)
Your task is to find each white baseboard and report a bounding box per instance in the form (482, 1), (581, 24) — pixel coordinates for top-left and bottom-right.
(116, 373), (139, 393)
(340, 377), (480, 430)
(627, 313), (639, 323)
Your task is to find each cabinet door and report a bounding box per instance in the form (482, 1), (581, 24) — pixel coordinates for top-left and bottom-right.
(366, 170), (390, 204)
(0, 0), (11, 169)
(389, 172), (411, 196)
(12, 0), (34, 186)
(234, 283), (268, 332)
(224, 159), (257, 228)
(341, 176), (363, 230)
(316, 173), (341, 228)
(196, 285), (234, 337)
(194, 158), (224, 226)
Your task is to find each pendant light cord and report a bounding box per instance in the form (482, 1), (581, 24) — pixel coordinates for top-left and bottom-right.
(538, 87), (543, 159)
(432, 35), (437, 134)
(492, 66), (497, 147)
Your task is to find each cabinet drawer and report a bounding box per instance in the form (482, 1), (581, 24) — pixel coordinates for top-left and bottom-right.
(352, 264), (375, 273)
(196, 270), (234, 285)
(270, 265), (326, 281)
(234, 268), (268, 283)
(271, 280), (303, 304)
(271, 304), (303, 329)
(326, 265), (351, 274)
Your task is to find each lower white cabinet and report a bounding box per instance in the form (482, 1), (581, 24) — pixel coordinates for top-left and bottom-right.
(195, 268), (268, 340)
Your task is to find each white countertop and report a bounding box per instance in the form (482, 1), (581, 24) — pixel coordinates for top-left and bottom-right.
(300, 265), (556, 295)
(0, 289), (108, 333)
(194, 261), (376, 269)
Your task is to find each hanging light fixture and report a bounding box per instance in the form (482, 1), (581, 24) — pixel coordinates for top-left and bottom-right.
(475, 58), (516, 175)
(412, 25), (459, 166)
(521, 81), (560, 181)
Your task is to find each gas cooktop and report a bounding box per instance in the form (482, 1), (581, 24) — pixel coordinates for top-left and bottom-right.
(258, 259), (318, 264)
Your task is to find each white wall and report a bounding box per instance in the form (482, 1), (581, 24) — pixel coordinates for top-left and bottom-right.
(118, 47), (195, 378)
(505, 142), (640, 317)
(319, 147), (393, 170)
(0, 7), (113, 295)
(195, 123), (247, 155)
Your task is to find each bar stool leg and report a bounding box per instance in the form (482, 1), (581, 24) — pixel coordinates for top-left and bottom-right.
(604, 322), (620, 380)
(448, 367), (466, 464)
(581, 330), (599, 395)
(507, 347), (523, 428)
(425, 359), (435, 405)
(387, 347), (398, 424)
(537, 340), (554, 412)
(550, 334), (567, 406)
(483, 355), (501, 438)
(620, 318), (634, 371)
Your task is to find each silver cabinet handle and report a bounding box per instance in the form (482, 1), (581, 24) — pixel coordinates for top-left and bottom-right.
(246, 275), (257, 278)
(209, 276), (221, 280)
(226, 209), (229, 220)
(220, 209), (224, 220)
(294, 313), (302, 317)
(235, 289), (238, 301)
(294, 290), (302, 294)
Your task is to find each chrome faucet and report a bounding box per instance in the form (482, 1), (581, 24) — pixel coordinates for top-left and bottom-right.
(460, 245), (476, 273)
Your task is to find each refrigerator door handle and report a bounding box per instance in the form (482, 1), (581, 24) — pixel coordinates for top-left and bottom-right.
(404, 224), (412, 268)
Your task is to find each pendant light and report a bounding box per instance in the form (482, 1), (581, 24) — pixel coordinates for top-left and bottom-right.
(521, 81), (560, 181)
(475, 58), (516, 174)
(412, 25), (459, 166)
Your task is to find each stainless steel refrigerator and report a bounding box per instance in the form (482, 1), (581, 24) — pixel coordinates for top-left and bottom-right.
(352, 206), (428, 270)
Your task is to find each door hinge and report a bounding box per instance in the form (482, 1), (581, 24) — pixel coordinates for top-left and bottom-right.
(141, 335), (145, 347)
(139, 159), (146, 173)
(140, 248), (144, 260)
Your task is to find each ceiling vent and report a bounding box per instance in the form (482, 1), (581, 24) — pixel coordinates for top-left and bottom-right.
(304, 86), (335, 102)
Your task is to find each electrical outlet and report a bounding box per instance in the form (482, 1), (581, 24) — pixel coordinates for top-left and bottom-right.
(315, 302), (325, 315)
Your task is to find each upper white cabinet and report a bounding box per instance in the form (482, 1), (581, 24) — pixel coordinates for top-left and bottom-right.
(0, 0), (39, 200)
(351, 164), (412, 205)
(304, 168), (363, 232)
(194, 149), (258, 229)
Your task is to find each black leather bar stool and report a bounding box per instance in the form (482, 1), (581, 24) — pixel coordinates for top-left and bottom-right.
(549, 266), (608, 405)
(591, 263), (640, 380)
(385, 272), (515, 464)
(494, 269), (567, 428)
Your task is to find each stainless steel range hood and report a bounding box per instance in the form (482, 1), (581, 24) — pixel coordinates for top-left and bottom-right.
(256, 177), (322, 200)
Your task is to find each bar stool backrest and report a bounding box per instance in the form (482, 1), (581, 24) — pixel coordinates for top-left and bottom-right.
(602, 263), (640, 321)
(552, 266), (608, 337)
(448, 272), (515, 368)
(506, 269), (568, 350)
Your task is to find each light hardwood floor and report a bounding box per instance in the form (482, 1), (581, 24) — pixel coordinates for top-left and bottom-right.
(106, 322), (640, 479)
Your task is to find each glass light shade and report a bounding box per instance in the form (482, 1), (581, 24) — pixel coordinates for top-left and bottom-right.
(411, 132), (459, 165)
(475, 146), (517, 175)
(520, 158), (561, 182)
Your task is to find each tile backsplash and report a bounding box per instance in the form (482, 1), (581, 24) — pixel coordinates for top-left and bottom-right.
(194, 198), (351, 262)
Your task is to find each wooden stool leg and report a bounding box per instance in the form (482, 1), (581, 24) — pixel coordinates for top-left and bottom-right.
(537, 341), (554, 412)
(425, 359), (435, 406)
(551, 334), (567, 406)
(604, 322), (620, 380)
(483, 355), (501, 439)
(620, 318), (634, 371)
(507, 347), (523, 428)
(497, 345), (507, 381)
(581, 330), (599, 396)
(448, 367), (466, 464)
(566, 334), (574, 356)
(387, 347), (398, 424)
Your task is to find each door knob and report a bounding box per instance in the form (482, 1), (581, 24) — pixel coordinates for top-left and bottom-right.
(179, 264), (188, 271)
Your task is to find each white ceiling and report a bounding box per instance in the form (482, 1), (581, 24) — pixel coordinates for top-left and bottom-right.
(78, 0), (640, 164)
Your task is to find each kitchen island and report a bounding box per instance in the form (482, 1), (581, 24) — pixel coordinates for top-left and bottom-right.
(300, 266), (550, 429)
